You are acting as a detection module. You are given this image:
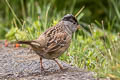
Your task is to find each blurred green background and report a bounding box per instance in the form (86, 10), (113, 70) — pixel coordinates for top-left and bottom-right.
(0, 0), (120, 39)
(0, 0), (120, 79)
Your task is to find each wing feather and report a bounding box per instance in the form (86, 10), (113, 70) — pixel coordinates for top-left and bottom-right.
(47, 32), (71, 52)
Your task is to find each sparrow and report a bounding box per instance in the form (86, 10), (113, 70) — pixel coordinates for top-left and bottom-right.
(17, 14), (80, 70)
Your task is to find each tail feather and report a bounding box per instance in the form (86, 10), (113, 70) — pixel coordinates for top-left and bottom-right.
(17, 41), (33, 45)
(15, 40), (41, 47)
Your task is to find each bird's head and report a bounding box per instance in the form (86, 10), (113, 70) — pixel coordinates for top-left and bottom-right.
(62, 14), (80, 33)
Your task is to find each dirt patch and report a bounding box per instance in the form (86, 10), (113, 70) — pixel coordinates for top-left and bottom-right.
(0, 41), (96, 80)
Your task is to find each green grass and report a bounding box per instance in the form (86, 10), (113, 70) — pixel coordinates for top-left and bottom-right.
(1, 0), (120, 79)
(60, 25), (120, 78)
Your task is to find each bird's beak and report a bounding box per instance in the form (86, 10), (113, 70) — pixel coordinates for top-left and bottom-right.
(77, 25), (81, 30)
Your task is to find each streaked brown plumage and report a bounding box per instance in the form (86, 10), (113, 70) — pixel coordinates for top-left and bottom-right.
(17, 14), (80, 70)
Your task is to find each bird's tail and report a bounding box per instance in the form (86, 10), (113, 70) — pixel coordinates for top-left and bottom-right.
(16, 40), (41, 46)
(16, 41), (33, 45)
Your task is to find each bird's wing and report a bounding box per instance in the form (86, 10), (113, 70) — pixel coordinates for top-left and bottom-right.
(46, 32), (71, 52)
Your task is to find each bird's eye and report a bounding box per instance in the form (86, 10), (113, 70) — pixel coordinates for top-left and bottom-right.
(73, 22), (76, 24)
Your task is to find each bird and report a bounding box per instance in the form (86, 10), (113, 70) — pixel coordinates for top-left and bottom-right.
(17, 14), (80, 70)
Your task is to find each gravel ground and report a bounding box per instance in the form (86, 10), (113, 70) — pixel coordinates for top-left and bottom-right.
(0, 41), (96, 80)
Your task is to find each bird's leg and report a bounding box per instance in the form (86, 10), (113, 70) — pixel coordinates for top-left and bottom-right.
(53, 59), (63, 70)
(28, 47), (33, 54)
(40, 57), (44, 70)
